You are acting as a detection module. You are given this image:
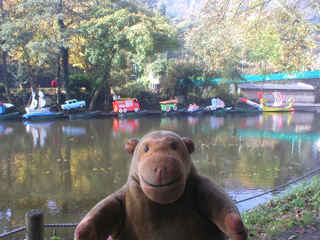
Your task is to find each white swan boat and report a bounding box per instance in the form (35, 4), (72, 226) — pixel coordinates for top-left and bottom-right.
(23, 90), (63, 120)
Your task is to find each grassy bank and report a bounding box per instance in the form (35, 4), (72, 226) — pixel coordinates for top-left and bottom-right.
(242, 175), (320, 239)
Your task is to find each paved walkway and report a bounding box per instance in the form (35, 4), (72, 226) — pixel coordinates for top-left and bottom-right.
(292, 103), (320, 111)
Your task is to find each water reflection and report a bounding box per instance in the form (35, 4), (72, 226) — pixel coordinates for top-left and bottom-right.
(25, 122), (53, 148)
(0, 112), (320, 239)
(0, 123), (13, 137)
(113, 118), (140, 133)
(159, 117), (178, 131)
(62, 125), (87, 137)
(207, 116), (225, 129)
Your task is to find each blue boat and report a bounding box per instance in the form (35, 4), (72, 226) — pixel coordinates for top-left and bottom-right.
(23, 89), (63, 120)
(23, 111), (64, 120)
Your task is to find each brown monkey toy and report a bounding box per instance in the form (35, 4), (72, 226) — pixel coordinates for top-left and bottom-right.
(74, 131), (247, 240)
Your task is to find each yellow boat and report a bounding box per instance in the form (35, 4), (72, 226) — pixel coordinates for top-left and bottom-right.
(240, 91), (295, 112)
(260, 99), (295, 112)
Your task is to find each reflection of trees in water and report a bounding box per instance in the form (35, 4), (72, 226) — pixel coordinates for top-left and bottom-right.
(0, 120), (130, 231)
(188, 114), (320, 193)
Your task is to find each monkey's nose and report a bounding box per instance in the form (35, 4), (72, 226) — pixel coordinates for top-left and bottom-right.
(154, 166), (168, 173)
(155, 166), (169, 183)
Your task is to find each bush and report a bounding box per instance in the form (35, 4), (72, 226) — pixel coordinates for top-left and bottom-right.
(208, 84), (238, 107)
(114, 81), (161, 110)
(12, 92), (30, 112)
(69, 74), (93, 94)
(135, 91), (162, 110)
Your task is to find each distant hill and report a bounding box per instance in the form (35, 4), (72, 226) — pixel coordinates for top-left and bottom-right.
(159, 0), (205, 16)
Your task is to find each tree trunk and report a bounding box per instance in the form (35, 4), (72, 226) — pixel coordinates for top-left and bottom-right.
(56, 53), (61, 104)
(27, 68), (37, 90)
(2, 51), (13, 103)
(89, 81), (105, 111)
(58, 5), (71, 100)
(25, 64), (37, 90)
(89, 47), (116, 111)
(1, 0), (13, 103)
(61, 46), (70, 100)
(89, 70), (111, 111)
(104, 84), (111, 110)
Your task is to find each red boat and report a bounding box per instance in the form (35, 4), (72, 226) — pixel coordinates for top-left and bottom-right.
(112, 96), (140, 113)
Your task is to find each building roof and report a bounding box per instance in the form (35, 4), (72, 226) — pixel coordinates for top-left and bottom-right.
(238, 82), (315, 91)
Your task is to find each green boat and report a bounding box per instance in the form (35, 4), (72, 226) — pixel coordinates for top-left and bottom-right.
(204, 107), (232, 114)
(118, 110), (148, 118)
(69, 110), (101, 120)
(159, 100), (178, 112)
(234, 107), (261, 113)
(161, 109), (186, 116)
(218, 107), (233, 114)
(0, 112), (20, 120)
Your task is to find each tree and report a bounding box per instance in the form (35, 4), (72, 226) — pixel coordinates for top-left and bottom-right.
(162, 59), (209, 102)
(2, 13), (41, 89)
(185, 0), (319, 76)
(0, 0), (17, 103)
(2, 0), (58, 90)
(158, 3), (166, 16)
(76, 1), (179, 110)
(2, 0), (95, 100)
(56, 0), (94, 100)
(244, 0), (319, 72)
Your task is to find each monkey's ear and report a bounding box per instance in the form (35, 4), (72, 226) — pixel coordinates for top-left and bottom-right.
(125, 138), (140, 155)
(182, 138), (195, 154)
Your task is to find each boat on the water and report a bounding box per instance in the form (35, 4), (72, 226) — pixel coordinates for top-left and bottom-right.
(112, 95), (141, 113)
(0, 111), (20, 120)
(234, 107), (261, 114)
(69, 110), (101, 120)
(203, 98), (225, 114)
(239, 98), (261, 109)
(118, 109), (147, 118)
(213, 107), (232, 114)
(23, 111), (64, 120)
(259, 99), (295, 112)
(161, 109), (186, 116)
(240, 91), (295, 112)
(23, 89), (63, 120)
(186, 103), (203, 115)
(0, 102), (20, 120)
(159, 100), (178, 111)
(111, 95), (147, 117)
(159, 99), (186, 116)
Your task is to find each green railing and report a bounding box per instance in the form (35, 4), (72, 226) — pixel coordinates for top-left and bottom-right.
(242, 70), (320, 82)
(186, 70), (320, 85)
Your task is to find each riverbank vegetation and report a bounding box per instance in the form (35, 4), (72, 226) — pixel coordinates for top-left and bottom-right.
(1, 0), (319, 110)
(243, 176), (320, 239)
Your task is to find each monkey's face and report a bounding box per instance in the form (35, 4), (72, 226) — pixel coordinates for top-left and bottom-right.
(139, 135), (188, 204)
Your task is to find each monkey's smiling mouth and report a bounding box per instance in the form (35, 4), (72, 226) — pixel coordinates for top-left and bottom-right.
(142, 175), (182, 188)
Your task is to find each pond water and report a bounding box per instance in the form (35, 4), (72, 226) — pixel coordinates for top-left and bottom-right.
(1, 111), (320, 239)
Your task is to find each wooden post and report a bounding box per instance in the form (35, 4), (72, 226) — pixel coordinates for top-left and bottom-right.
(25, 209), (44, 240)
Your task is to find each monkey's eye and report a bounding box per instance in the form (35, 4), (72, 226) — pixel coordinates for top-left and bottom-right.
(145, 146), (149, 152)
(171, 144), (177, 150)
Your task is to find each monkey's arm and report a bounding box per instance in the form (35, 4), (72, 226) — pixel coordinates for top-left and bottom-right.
(74, 191), (125, 240)
(196, 177), (248, 240)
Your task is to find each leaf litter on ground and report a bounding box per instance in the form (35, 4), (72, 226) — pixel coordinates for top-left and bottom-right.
(242, 175), (320, 239)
